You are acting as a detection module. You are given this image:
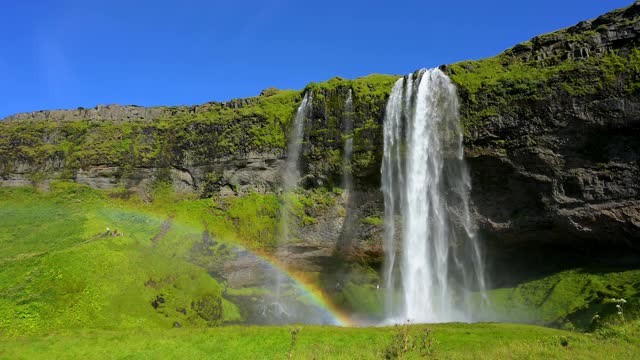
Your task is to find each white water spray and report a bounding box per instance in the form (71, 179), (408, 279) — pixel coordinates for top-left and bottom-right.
(381, 69), (487, 323)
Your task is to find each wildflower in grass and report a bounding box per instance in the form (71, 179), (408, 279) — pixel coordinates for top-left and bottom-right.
(613, 298), (626, 322)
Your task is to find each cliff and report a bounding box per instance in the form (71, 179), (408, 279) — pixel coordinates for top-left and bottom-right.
(449, 3), (640, 275)
(2, 3), (640, 279)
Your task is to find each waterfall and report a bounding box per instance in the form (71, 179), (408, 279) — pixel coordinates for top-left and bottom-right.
(280, 91), (312, 261)
(337, 90), (356, 251)
(381, 69), (487, 323)
(283, 92), (313, 192)
(342, 89), (354, 195)
(269, 92), (312, 322)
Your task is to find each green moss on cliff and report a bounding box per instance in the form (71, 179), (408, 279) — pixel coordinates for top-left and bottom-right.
(0, 89), (303, 172)
(301, 74), (398, 186)
(220, 192), (280, 249)
(450, 49), (640, 102)
(0, 73), (399, 187)
(449, 20), (640, 142)
(360, 216), (383, 226)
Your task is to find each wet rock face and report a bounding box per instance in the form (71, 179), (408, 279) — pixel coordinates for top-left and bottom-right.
(223, 252), (271, 289)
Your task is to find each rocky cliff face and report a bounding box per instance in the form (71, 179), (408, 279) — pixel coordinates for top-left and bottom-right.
(2, 4), (640, 283)
(448, 3), (640, 278)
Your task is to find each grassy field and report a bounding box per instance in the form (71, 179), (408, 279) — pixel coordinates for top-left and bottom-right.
(1, 183), (639, 358)
(0, 183), (245, 336)
(1, 321), (639, 359)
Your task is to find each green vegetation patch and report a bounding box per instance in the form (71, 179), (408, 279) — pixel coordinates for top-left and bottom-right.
(449, 38), (640, 141)
(0, 183), (240, 336)
(486, 268), (640, 330)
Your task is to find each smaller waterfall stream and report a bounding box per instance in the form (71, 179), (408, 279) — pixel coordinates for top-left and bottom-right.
(283, 92), (313, 192)
(280, 90), (313, 266)
(337, 90), (357, 251)
(269, 92), (313, 322)
(342, 89), (354, 195)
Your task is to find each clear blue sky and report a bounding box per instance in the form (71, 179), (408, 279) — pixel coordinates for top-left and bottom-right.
(0, 0), (632, 118)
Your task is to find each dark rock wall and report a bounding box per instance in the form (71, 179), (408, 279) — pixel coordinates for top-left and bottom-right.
(456, 4), (640, 262)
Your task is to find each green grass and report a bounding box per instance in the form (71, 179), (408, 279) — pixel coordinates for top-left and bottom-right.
(1, 321), (639, 359)
(360, 216), (383, 226)
(1, 182), (640, 359)
(0, 184), (240, 336)
(448, 41), (640, 142)
(0, 182), (355, 337)
(2, 183), (639, 334)
(486, 268), (640, 330)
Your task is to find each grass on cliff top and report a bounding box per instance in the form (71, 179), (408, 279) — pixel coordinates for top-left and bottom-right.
(448, 49), (640, 100)
(305, 74), (399, 95)
(2, 321), (640, 359)
(447, 0), (640, 101)
(0, 73), (399, 172)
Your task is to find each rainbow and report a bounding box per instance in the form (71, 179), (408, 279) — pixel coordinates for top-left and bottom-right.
(255, 251), (354, 327)
(98, 206), (354, 327)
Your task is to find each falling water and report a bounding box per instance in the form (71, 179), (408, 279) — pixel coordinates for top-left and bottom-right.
(337, 90), (357, 251)
(268, 92), (313, 323)
(342, 89), (354, 195)
(381, 69), (487, 323)
(283, 92), (313, 192)
(280, 91), (312, 264)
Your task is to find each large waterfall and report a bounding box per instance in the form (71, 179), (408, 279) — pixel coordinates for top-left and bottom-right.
(381, 69), (487, 323)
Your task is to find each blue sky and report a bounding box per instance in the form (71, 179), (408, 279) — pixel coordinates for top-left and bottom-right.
(0, 0), (632, 118)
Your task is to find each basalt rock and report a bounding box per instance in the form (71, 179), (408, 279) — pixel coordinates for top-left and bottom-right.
(454, 4), (640, 264)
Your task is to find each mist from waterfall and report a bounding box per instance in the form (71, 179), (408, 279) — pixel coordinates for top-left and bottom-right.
(381, 69), (487, 323)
